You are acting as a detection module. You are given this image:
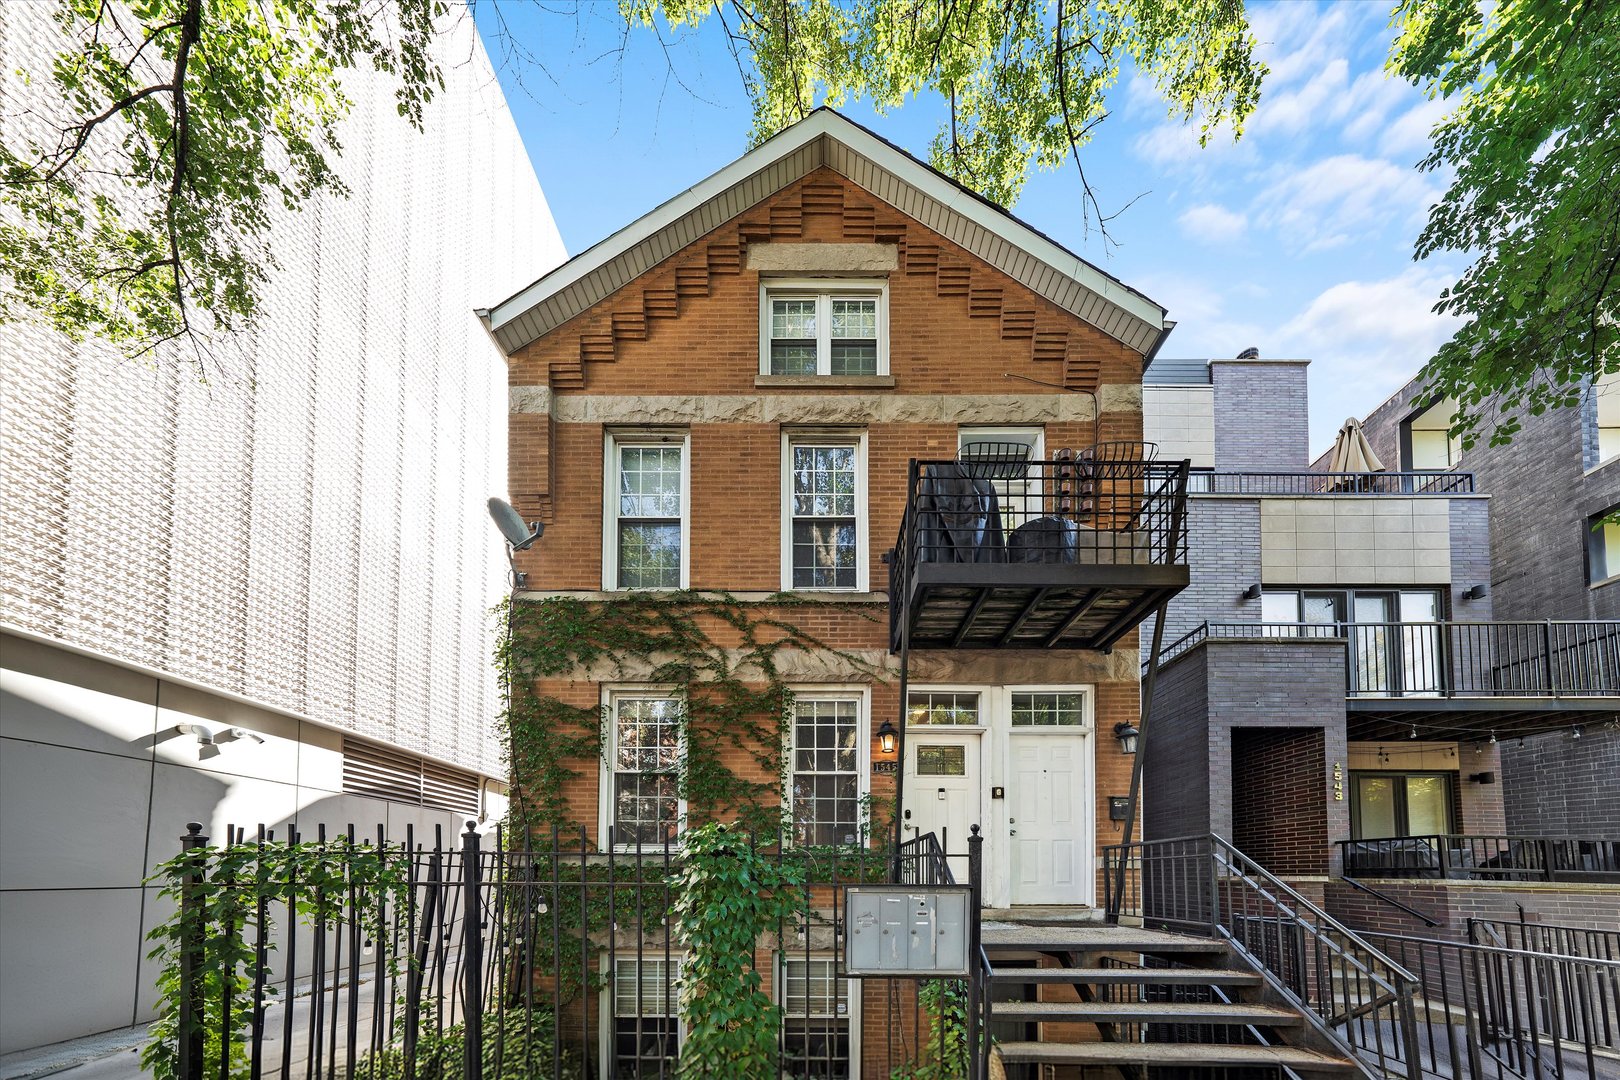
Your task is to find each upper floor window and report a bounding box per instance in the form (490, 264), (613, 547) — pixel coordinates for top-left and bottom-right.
(788, 696), (863, 846)
(1401, 397), (1462, 471)
(761, 281), (887, 377)
(1589, 509), (1620, 586)
(783, 433), (867, 591)
(606, 432), (687, 590)
(1595, 371), (1620, 466)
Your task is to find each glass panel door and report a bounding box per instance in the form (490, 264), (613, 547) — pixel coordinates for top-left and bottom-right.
(1398, 591), (1443, 695)
(1351, 594), (1394, 693)
(1354, 775), (1400, 839)
(1404, 775), (1452, 836)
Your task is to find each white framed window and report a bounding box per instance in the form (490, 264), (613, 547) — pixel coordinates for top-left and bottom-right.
(1009, 689), (1092, 729)
(604, 432), (689, 590)
(787, 694), (865, 846)
(782, 432), (868, 591)
(1589, 510), (1620, 586)
(905, 690), (983, 727)
(603, 691), (684, 848)
(778, 956), (856, 1079)
(958, 426), (1045, 533)
(760, 281), (888, 376)
(603, 955), (682, 1077)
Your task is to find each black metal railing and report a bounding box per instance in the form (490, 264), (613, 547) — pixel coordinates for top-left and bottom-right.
(162, 820), (976, 1080)
(1103, 834), (1424, 1080)
(1158, 620), (1620, 698)
(1360, 929), (1620, 1080)
(1470, 918), (1620, 963)
(1339, 835), (1620, 882)
(1187, 469), (1476, 496)
(889, 457), (1190, 581)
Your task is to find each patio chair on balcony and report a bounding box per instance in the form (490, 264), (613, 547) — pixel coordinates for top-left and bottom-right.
(914, 460), (1006, 563)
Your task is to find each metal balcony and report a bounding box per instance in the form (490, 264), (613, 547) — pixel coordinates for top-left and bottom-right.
(887, 459), (1191, 651)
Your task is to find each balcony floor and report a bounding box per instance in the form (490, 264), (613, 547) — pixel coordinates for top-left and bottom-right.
(894, 562), (1189, 651)
(1347, 696), (1620, 741)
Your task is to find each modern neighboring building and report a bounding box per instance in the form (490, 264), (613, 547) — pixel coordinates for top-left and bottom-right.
(1334, 369), (1620, 837)
(483, 107), (1202, 1076)
(0, 3), (564, 1053)
(1141, 356), (1620, 938)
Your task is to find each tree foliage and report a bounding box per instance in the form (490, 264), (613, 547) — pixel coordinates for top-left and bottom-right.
(623, 0), (1264, 225)
(1391, 0), (1620, 446)
(0, 0), (445, 372)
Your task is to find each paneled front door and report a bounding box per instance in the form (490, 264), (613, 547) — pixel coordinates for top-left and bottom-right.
(1008, 731), (1090, 904)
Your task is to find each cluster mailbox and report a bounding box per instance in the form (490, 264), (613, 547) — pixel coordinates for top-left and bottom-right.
(844, 886), (971, 977)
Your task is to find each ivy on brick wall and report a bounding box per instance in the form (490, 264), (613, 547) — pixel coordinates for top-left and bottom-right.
(496, 593), (884, 841)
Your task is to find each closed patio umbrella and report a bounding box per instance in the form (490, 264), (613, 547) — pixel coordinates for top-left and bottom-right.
(1328, 417), (1385, 474)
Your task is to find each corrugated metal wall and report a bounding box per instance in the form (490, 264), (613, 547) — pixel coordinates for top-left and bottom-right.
(0, 3), (565, 775)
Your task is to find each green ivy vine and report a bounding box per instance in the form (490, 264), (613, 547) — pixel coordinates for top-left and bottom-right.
(891, 980), (971, 1080)
(497, 592), (883, 841)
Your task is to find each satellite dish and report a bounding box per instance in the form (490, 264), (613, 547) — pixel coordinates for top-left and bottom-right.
(487, 497), (541, 551)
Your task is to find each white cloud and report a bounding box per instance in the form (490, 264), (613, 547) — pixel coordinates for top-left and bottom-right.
(1341, 70), (1417, 143)
(1270, 266), (1464, 448)
(1130, 273), (1268, 360)
(1131, 120), (1254, 173)
(1249, 59), (1349, 137)
(1247, 2), (1365, 89)
(1178, 203), (1248, 244)
(1254, 154), (1440, 251)
(1378, 97), (1450, 158)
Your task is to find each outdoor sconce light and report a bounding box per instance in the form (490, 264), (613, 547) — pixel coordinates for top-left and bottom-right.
(1242, 584), (1263, 601)
(1463, 584), (1488, 601)
(1113, 722), (1140, 755)
(876, 719), (898, 756)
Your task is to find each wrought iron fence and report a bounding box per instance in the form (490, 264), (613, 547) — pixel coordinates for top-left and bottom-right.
(1360, 929), (1620, 1080)
(1339, 835), (1620, 882)
(1102, 833), (1424, 1080)
(161, 821), (974, 1080)
(1470, 918), (1620, 964)
(1186, 469), (1476, 496)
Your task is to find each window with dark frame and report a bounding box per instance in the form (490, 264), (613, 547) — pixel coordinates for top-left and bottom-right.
(1589, 509), (1620, 585)
(1350, 771), (1455, 839)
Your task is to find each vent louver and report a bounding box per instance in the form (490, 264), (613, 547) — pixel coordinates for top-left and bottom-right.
(342, 737), (481, 816)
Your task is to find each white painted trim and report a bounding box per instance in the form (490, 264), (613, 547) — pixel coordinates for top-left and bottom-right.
(758, 279), (890, 377)
(602, 430), (691, 592)
(774, 953), (862, 1080)
(484, 111), (1166, 352)
(782, 685), (872, 846)
(600, 686), (687, 852)
(780, 430), (870, 593)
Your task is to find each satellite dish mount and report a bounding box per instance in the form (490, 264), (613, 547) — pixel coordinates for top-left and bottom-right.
(486, 497), (542, 589)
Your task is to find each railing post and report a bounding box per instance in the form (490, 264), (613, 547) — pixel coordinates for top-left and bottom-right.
(1543, 620), (1556, 695)
(1540, 837), (1556, 882)
(177, 822), (209, 1080)
(966, 826), (984, 1080)
(1207, 836), (1221, 938)
(460, 821), (484, 1080)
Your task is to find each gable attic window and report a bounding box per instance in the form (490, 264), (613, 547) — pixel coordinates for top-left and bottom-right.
(1401, 397), (1462, 470)
(761, 281), (887, 377)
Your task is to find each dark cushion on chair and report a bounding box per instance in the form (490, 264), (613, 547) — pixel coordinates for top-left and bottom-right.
(1008, 517), (1077, 564)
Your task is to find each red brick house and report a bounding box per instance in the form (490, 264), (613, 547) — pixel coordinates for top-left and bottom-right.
(480, 109), (1190, 1076)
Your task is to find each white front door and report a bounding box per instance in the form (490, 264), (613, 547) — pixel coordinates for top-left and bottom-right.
(1008, 732), (1091, 904)
(902, 734), (979, 882)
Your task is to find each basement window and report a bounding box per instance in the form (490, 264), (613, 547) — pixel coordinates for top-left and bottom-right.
(761, 281), (887, 376)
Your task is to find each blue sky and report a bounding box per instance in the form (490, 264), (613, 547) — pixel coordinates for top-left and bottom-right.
(472, 0), (1461, 457)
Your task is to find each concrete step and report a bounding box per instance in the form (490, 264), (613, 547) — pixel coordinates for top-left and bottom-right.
(988, 965), (1262, 986)
(989, 1000), (1303, 1026)
(994, 1041), (1360, 1071)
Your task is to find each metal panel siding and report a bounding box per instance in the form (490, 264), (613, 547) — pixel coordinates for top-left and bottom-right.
(0, 4), (565, 774)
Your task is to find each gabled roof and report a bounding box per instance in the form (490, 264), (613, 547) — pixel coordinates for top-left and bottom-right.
(483, 108), (1171, 357)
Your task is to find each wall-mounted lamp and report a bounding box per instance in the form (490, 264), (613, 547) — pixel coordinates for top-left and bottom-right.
(1242, 584), (1263, 601)
(1462, 584), (1488, 601)
(173, 723), (264, 747)
(1113, 722), (1140, 755)
(1468, 771), (1496, 785)
(876, 719), (898, 757)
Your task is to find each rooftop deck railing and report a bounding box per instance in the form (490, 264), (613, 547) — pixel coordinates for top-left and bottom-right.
(1159, 620), (1620, 699)
(1187, 469), (1476, 496)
